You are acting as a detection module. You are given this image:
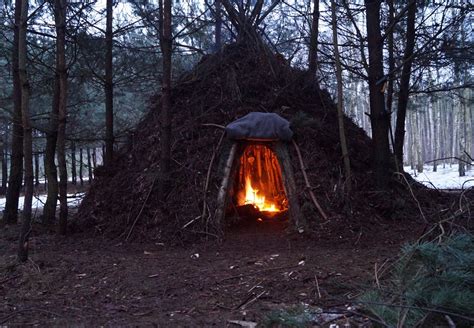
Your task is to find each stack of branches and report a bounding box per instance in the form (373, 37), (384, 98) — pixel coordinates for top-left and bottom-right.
(75, 39), (463, 242)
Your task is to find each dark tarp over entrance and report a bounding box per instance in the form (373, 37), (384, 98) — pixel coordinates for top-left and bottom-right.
(225, 112), (293, 141)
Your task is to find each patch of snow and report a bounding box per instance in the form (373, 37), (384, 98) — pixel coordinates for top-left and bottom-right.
(404, 164), (474, 189)
(0, 193), (85, 211)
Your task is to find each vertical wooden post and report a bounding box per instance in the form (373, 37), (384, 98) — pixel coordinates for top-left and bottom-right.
(92, 147), (97, 168)
(18, 0), (32, 262)
(215, 143), (238, 232)
(104, 0), (114, 167)
(4, 0), (24, 225)
(34, 150), (39, 186)
(274, 142), (304, 230)
(0, 124), (7, 194)
(87, 147), (93, 183)
(79, 147), (84, 186)
(71, 141), (77, 185)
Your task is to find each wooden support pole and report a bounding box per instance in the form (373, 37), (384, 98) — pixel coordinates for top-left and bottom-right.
(201, 131), (225, 220)
(215, 143), (238, 232)
(274, 142), (304, 229)
(292, 139), (328, 221)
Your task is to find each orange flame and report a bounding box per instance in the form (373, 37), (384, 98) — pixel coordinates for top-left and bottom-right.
(236, 145), (287, 214)
(243, 176), (278, 212)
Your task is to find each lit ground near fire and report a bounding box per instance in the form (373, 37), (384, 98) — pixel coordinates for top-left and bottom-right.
(0, 218), (422, 326)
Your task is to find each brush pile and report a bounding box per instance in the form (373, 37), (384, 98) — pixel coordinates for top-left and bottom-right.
(76, 40), (457, 242)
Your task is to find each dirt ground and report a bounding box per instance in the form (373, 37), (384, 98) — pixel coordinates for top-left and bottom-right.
(0, 217), (424, 327)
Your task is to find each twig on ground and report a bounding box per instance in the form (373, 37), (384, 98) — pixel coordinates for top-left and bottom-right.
(374, 258), (389, 288)
(218, 264), (300, 283)
(238, 290), (266, 310)
(445, 315), (457, 328)
(314, 274), (321, 298)
(374, 262), (380, 289)
(182, 215), (202, 229)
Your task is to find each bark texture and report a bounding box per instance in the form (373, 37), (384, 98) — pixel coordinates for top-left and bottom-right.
(0, 124), (7, 194)
(365, 0), (391, 189)
(331, 0), (351, 191)
(54, 0), (68, 235)
(87, 147), (93, 183)
(215, 0), (222, 52)
(394, 0), (417, 165)
(43, 71), (59, 225)
(307, 0), (319, 81)
(104, 0), (114, 167)
(79, 147), (84, 185)
(3, 0), (24, 225)
(18, 0), (32, 262)
(158, 0), (173, 201)
(71, 141), (77, 184)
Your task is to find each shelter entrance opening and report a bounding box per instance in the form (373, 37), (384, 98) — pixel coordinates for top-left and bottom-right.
(235, 144), (288, 215)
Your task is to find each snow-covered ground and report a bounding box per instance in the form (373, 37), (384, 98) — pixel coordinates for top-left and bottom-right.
(0, 193), (85, 212)
(404, 164), (474, 189)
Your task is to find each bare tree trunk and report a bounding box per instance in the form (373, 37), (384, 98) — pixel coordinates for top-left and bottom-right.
(0, 122), (7, 195)
(307, 0), (319, 81)
(215, 0), (222, 52)
(394, 0), (416, 165)
(43, 73), (59, 225)
(55, 0), (68, 235)
(385, 0), (399, 172)
(385, 0), (395, 115)
(104, 0), (114, 167)
(331, 0), (351, 192)
(34, 150), (39, 186)
(79, 147), (84, 186)
(365, 0), (391, 189)
(87, 147), (93, 183)
(3, 0), (23, 225)
(158, 0), (173, 201)
(415, 106), (423, 173)
(462, 88), (472, 172)
(71, 141), (77, 185)
(18, 0), (32, 262)
(432, 96), (439, 172)
(92, 147), (97, 168)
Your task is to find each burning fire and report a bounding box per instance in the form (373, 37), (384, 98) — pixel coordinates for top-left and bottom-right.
(236, 145), (287, 213)
(243, 176), (278, 212)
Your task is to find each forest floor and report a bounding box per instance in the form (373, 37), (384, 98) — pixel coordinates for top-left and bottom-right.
(0, 218), (424, 327)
